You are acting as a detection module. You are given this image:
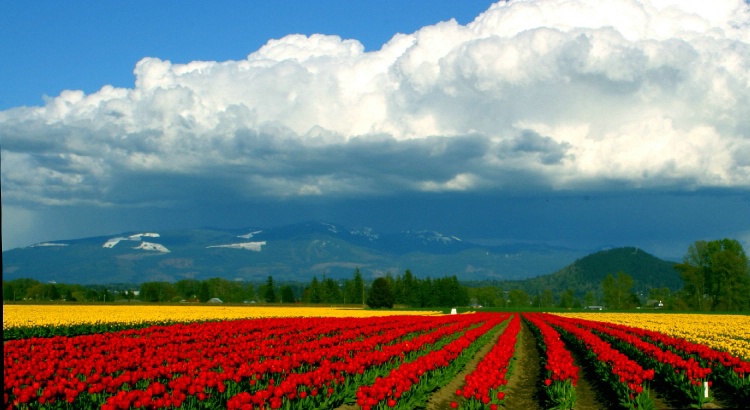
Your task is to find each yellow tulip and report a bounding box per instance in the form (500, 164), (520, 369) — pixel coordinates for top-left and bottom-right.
(3, 304), (441, 330)
(555, 312), (750, 360)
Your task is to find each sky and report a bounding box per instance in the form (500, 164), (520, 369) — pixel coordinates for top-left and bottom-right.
(1, 0), (749, 259)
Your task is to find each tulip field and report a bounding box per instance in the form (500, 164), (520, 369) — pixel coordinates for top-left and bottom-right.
(1, 305), (442, 339)
(3, 306), (750, 410)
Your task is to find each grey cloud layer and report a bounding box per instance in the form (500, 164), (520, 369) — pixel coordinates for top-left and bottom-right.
(2, 0), (750, 207)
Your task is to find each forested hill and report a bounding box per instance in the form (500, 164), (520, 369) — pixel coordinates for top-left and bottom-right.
(496, 247), (681, 297)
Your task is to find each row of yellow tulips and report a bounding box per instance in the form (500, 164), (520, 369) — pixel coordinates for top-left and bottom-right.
(2, 305), (441, 330)
(556, 312), (750, 360)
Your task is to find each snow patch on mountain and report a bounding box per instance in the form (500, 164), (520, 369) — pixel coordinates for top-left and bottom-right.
(207, 242), (266, 251)
(128, 233), (160, 240)
(103, 237), (127, 248)
(103, 233), (161, 248)
(133, 242), (170, 253)
(30, 242), (68, 247)
(350, 227), (379, 241)
(238, 230), (262, 239)
(405, 230), (462, 244)
(322, 222), (338, 234)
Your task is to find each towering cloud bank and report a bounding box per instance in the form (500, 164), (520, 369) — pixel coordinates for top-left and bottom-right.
(2, 0), (749, 207)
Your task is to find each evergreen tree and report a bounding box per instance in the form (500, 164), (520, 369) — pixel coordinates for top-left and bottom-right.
(402, 269), (419, 307)
(450, 275), (469, 306)
(418, 277), (433, 307)
(341, 279), (352, 304)
(48, 284), (61, 300)
(3, 281), (16, 301)
(198, 281), (210, 302)
(366, 277), (394, 309)
(432, 277), (450, 306)
(385, 272), (395, 291)
(322, 277), (341, 303)
(264, 276), (276, 303)
(64, 288), (76, 302)
(347, 268), (365, 306)
(392, 273), (405, 305)
(280, 285), (295, 303)
(308, 276), (322, 303)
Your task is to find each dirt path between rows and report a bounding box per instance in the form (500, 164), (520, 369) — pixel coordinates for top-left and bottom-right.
(502, 319), (542, 410)
(567, 345), (614, 410)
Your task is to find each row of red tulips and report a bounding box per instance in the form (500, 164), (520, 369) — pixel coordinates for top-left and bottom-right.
(150, 315), (469, 410)
(578, 318), (713, 407)
(539, 314), (750, 409)
(539, 314), (656, 410)
(588, 319), (750, 404)
(6, 316), (375, 401)
(452, 313), (520, 410)
(523, 313), (579, 410)
(355, 313), (510, 410)
(227, 314), (501, 410)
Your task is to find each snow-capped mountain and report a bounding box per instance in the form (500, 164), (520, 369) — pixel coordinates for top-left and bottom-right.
(2, 221), (585, 284)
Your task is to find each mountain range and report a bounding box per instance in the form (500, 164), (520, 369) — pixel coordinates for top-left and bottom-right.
(3, 221), (593, 284)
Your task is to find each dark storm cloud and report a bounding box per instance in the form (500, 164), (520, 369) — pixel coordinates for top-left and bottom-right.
(502, 130), (573, 165)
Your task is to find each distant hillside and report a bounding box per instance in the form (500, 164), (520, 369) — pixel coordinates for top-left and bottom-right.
(494, 247), (682, 297)
(2, 222), (585, 284)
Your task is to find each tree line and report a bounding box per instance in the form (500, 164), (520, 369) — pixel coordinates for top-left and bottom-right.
(293, 268), (469, 308)
(2, 279), (129, 303)
(674, 238), (750, 311)
(4, 238), (748, 311)
(2, 268), (470, 308)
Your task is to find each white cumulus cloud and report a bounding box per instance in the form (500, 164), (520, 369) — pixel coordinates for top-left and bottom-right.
(1, 0), (750, 210)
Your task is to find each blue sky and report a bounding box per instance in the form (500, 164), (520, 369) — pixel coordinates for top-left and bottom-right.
(2, 0), (749, 260)
(0, 1), (494, 109)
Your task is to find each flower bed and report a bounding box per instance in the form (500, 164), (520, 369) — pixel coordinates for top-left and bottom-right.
(523, 313), (578, 410)
(452, 314), (521, 410)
